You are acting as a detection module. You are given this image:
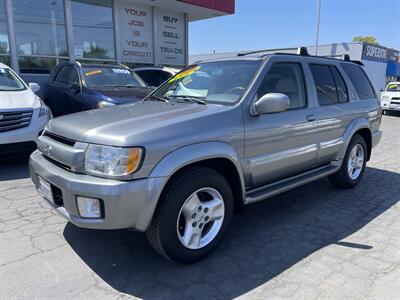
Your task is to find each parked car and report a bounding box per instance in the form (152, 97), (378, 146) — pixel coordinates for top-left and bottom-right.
(0, 63), (51, 156)
(30, 47), (382, 263)
(43, 62), (152, 117)
(381, 81), (400, 114)
(133, 66), (179, 88)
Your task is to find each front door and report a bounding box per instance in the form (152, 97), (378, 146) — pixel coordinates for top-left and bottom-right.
(243, 58), (318, 188)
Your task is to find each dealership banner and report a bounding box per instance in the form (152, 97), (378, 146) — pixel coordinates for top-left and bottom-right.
(117, 1), (186, 65)
(362, 43), (399, 62)
(118, 0), (154, 64)
(156, 8), (185, 65)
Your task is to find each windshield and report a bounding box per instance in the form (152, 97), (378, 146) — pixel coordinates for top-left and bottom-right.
(82, 67), (146, 88)
(0, 68), (26, 91)
(153, 60), (261, 104)
(386, 83), (400, 92)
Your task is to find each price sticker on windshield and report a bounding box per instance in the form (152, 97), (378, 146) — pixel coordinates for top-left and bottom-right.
(85, 70), (102, 76)
(112, 69), (130, 74)
(168, 66), (201, 83)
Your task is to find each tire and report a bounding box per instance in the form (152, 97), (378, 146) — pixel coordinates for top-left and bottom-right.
(329, 134), (367, 189)
(146, 166), (234, 264)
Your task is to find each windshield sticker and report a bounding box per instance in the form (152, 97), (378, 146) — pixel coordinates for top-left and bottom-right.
(112, 68), (130, 74)
(388, 84), (397, 89)
(85, 70), (102, 76)
(168, 66), (201, 83)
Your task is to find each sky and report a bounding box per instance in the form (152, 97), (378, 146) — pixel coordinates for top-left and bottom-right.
(189, 0), (400, 55)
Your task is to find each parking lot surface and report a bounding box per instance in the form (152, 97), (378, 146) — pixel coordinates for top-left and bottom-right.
(1, 115), (399, 300)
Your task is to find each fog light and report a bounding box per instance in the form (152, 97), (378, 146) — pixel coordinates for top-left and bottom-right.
(76, 197), (102, 219)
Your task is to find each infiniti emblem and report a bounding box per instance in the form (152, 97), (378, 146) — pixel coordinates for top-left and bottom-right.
(43, 145), (52, 156)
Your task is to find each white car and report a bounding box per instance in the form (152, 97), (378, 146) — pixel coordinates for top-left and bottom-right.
(0, 63), (51, 156)
(381, 82), (400, 113)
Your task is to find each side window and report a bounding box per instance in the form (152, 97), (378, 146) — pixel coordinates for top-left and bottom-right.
(137, 70), (162, 87)
(55, 66), (73, 85)
(70, 67), (79, 85)
(340, 63), (376, 100)
(309, 64), (338, 106)
(330, 66), (348, 103)
(257, 62), (306, 109)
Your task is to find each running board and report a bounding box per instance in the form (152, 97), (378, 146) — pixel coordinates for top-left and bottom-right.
(245, 165), (339, 204)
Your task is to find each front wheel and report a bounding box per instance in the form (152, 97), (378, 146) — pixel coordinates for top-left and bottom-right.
(146, 167), (234, 264)
(329, 134), (367, 189)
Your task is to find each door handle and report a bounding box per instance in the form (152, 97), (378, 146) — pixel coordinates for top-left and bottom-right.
(307, 115), (316, 122)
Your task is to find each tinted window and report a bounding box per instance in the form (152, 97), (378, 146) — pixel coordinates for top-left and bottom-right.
(310, 64), (338, 106)
(341, 63), (376, 100)
(55, 66), (74, 85)
(331, 67), (348, 103)
(257, 63), (306, 109)
(137, 70), (171, 87)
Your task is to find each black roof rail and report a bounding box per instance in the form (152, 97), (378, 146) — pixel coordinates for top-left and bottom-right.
(350, 60), (364, 66)
(237, 46), (309, 57)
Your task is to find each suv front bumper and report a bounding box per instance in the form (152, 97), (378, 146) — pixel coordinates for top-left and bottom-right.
(29, 150), (165, 231)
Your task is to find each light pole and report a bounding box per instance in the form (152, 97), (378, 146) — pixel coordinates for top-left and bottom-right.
(315, 0), (321, 55)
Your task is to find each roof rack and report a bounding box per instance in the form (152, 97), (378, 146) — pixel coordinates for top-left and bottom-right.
(320, 54), (351, 61)
(237, 46), (309, 57)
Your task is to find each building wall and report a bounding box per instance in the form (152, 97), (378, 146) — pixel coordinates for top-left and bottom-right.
(363, 60), (388, 96)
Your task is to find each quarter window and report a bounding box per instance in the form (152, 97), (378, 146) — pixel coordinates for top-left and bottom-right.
(340, 63), (376, 100)
(257, 62), (307, 109)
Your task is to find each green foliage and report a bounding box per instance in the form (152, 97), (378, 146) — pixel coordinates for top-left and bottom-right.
(352, 36), (379, 45)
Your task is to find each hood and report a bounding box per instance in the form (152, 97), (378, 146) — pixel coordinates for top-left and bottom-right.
(46, 101), (229, 146)
(382, 91), (400, 98)
(92, 86), (152, 104)
(0, 89), (40, 111)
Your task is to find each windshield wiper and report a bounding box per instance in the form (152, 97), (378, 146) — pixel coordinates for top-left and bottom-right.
(144, 95), (170, 103)
(167, 95), (207, 105)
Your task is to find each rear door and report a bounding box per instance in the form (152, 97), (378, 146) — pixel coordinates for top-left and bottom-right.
(49, 65), (76, 116)
(243, 57), (319, 188)
(307, 63), (356, 165)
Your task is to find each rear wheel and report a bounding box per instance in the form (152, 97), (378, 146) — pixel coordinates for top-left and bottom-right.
(146, 166), (233, 264)
(329, 134), (367, 189)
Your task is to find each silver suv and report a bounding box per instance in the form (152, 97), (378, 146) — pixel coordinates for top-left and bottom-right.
(29, 47), (382, 263)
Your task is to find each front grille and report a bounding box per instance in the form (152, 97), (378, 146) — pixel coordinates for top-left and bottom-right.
(0, 110), (33, 132)
(391, 97), (400, 101)
(43, 155), (72, 171)
(43, 131), (76, 147)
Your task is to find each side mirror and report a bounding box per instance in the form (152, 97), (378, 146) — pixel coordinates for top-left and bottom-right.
(29, 83), (40, 93)
(69, 82), (80, 93)
(252, 93), (290, 115)
(380, 88), (384, 92)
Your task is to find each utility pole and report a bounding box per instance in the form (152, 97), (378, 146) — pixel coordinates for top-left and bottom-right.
(315, 0), (321, 55)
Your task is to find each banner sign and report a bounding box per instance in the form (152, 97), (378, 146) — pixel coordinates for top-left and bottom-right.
(118, 0), (154, 64)
(156, 9), (185, 65)
(362, 43), (399, 63)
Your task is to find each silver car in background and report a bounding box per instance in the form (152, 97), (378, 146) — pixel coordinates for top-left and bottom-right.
(29, 47), (382, 263)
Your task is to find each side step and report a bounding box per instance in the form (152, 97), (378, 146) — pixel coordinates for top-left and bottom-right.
(245, 164), (339, 204)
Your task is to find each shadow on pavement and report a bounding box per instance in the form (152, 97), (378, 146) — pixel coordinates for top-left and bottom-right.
(0, 154), (31, 181)
(63, 166), (399, 299)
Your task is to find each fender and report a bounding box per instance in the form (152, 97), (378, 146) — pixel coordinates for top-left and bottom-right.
(336, 117), (371, 161)
(150, 141), (246, 197)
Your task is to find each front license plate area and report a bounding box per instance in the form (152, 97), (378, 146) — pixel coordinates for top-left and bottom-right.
(38, 175), (54, 203)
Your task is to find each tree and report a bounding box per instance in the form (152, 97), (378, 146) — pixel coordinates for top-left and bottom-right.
(352, 36), (379, 45)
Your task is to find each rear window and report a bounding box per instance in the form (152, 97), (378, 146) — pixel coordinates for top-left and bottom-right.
(340, 63), (376, 100)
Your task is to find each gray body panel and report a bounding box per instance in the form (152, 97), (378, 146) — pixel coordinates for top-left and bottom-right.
(29, 54), (382, 231)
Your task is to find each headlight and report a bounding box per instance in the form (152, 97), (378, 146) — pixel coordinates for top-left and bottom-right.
(38, 99), (50, 117)
(381, 96), (390, 101)
(97, 101), (115, 108)
(85, 145), (143, 177)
